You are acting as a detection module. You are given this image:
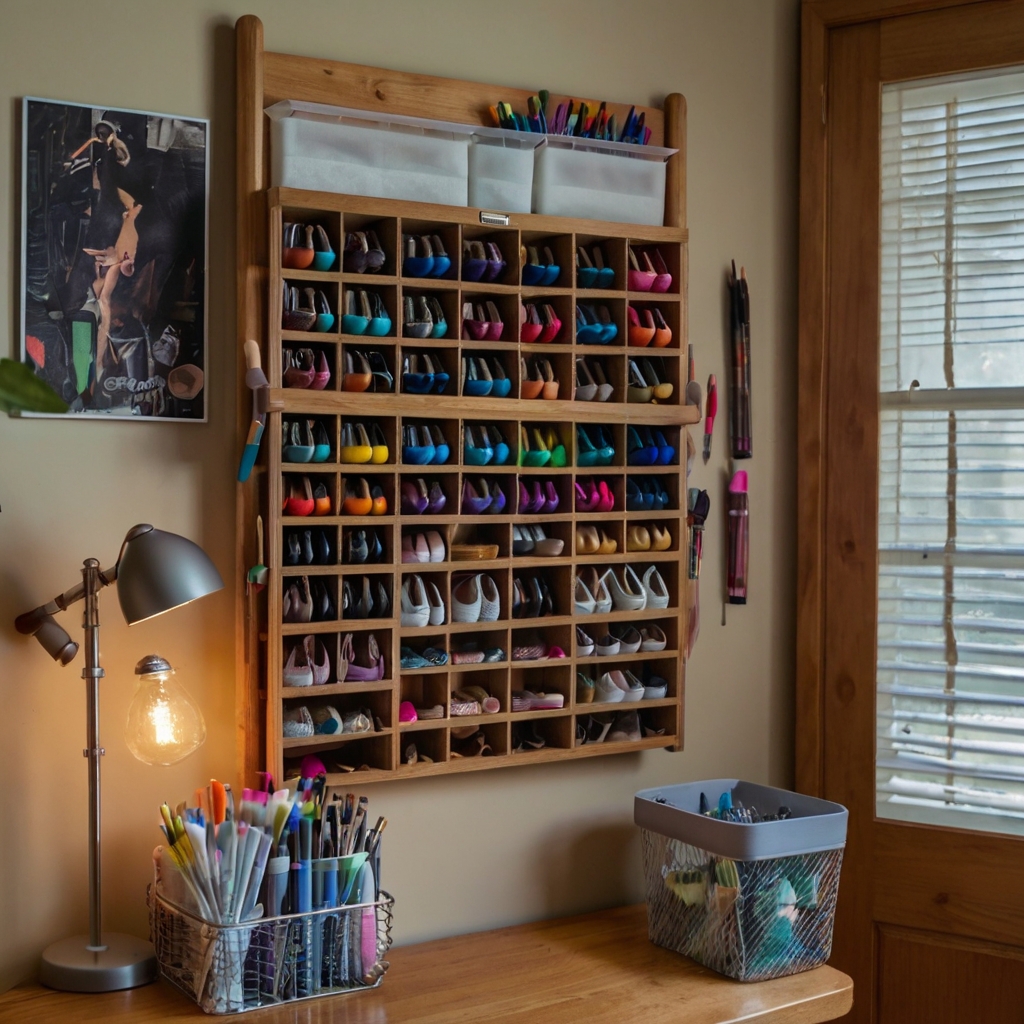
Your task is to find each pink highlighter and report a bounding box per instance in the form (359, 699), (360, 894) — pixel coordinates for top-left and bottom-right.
(727, 471), (749, 605)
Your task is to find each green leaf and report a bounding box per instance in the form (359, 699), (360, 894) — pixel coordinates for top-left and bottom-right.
(0, 358), (69, 414)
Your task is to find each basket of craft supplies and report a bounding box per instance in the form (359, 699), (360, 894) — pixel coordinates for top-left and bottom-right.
(634, 779), (847, 982)
(149, 770), (392, 1014)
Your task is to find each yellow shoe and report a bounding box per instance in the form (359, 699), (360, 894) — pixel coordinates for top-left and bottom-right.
(340, 422), (373, 463)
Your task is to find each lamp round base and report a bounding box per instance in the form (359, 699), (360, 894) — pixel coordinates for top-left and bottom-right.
(40, 933), (157, 992)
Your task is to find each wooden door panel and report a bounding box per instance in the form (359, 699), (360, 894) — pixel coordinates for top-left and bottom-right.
(822, 20), (882, 1016)
(874, 823), (1024, 947)
(880, 0), (1024, 80)
(878, 926), (1024, 1023)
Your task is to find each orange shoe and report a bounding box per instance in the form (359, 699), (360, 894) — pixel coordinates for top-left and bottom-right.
(371, 483), (388, 516)
(342, 478), (372, 516)
(313, 479), (333, 516)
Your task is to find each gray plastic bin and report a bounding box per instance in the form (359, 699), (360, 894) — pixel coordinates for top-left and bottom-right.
(635, 780), (848, 981)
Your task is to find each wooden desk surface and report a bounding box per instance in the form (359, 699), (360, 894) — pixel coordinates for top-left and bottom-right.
(0, 904), (852, 1024)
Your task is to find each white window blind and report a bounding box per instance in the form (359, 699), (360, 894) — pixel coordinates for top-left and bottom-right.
(877, 67), (1024, 835)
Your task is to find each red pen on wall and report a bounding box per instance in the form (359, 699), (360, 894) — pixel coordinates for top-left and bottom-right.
(727, 470), (749, 604)
(703, 375), (717, 463)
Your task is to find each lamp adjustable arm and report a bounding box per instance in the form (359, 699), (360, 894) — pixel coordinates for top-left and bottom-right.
(14, 564), (117, 635)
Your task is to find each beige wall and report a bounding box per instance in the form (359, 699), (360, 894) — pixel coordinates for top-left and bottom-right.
(0, 0), (798, 990)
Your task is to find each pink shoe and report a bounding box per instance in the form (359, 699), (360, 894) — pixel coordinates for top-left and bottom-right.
(596, 480), (615, 512)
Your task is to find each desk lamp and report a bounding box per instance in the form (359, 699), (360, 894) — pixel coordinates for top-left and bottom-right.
(14, 524), (223, 992)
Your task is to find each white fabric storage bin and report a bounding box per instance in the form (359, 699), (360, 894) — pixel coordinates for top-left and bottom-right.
(468, 133), (538, 213)
(533, 139), (675, 226)
(267, 100), (470, 207)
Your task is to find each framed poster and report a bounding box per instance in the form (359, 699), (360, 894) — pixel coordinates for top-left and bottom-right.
(20, 98), (208, 419)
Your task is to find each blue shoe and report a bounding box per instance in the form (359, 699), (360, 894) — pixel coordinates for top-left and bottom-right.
(576, 305), (606, 345)
(402, 425), (435, 465)
(653, 428), (676, 466)
(427, 425), (450, 465)
(464, 425), (493, 466)
(627, 426), (658, 466)
(483, 425), (510, 466)
(462, 356), (494, 397)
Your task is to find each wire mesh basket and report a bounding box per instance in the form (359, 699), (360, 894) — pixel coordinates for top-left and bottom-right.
(635, 780), (847, 982)
(148, 886), (394, 1014)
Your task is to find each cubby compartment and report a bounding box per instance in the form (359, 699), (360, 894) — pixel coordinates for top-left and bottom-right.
(624, 519), (676, 555)
(461, 349), (516, 400)
(512, 518), (570, 561)
(520, 232), (572, 289)
(340, 284), (397, 338)
(512, 714), (573, 754)
(449, 567), (508, 626)
(338, 470), (393, 517)
(460, 473), (514, 517)
(451, 667), (508, 713)
(627, 239), (680, 295)
(402, 727), (448, 765)
(342, 213), (397, 277)
(282, 340), (337, 391)
(451, 722), (506, 758)
(400, 472), (456, 517)
(512, 569), (561, 621)
(516, 474), (570, 516)
(281, 632), (339, 691)
(283, 524), (337, 568)
(626, 352), (679, 405)
(450, 628), (509, 667)
(399, 219), (459, 282)
(519, 350), (570, 403)
(627, 300), (679, 350)
(399, 345), (455, 394)
(511, 662), (572, 710)
(284, 732), (393, 778)
(461, 227), (519, 286)
(282, 574), (339, 625)
(339, 416), (395, 465)
(451, 520), (508, 561)
(460, 294), (518, 345)
(336, 626), (393, 684)
(574, 519), (622, 559)
(282, 278), (339, 335)
(510, 623), (571, 663)
(400, 524), (449, 565)
(624, 472), (679, 513)
(398, 572), (449, 630)
(402, 288), (459, 339)
(340, 573), (392, 621)
(518, 420), (572, 469)
(462, 420), (517, 469)
(282, 208), (341, 272)
(572, 472), (623, 516)
(575, 235), (626, 292)
(341, 343), (395, 394)
(520, 293), (571, 345)
(401, 416), (458, 468)
(574, 421), (622, 468)
(625, 423), (681, 468)
(399, 671), (449, 714)
(573, 352), (623, 404)
(341, 524), (389, 565)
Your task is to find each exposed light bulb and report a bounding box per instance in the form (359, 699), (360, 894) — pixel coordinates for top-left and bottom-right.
(124, 655), (206, 766)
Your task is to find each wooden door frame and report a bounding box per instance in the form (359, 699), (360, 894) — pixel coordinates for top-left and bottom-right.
(796, 0), (997, 798)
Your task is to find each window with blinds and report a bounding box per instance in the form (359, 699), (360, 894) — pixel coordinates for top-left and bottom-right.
(877, 67), (1024, 836)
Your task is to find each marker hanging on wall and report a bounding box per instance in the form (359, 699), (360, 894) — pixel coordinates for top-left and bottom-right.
(727, 262), (752, 459)
(727, 470), (749, 605)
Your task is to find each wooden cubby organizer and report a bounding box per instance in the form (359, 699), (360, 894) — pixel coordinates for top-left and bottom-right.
(236, 15), (695, 785)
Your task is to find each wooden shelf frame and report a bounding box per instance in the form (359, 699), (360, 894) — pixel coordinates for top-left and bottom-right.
(236, 14), (690, 786)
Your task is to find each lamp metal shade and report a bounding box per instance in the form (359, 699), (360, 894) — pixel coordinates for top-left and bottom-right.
(116, 525), (224, 624)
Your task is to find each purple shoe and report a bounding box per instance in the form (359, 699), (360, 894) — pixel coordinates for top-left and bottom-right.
(518, 479), (532, 514)
(427, 480), (447, 514)
(490, 482), (507, 515)
(529, 480), (545, 513)
(401, 479), (429, 515)
(340, 632), (386, 682)
(543, 480), (560, 514)
(485, 242), (506, 282)
(462, 478), (492, 514)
